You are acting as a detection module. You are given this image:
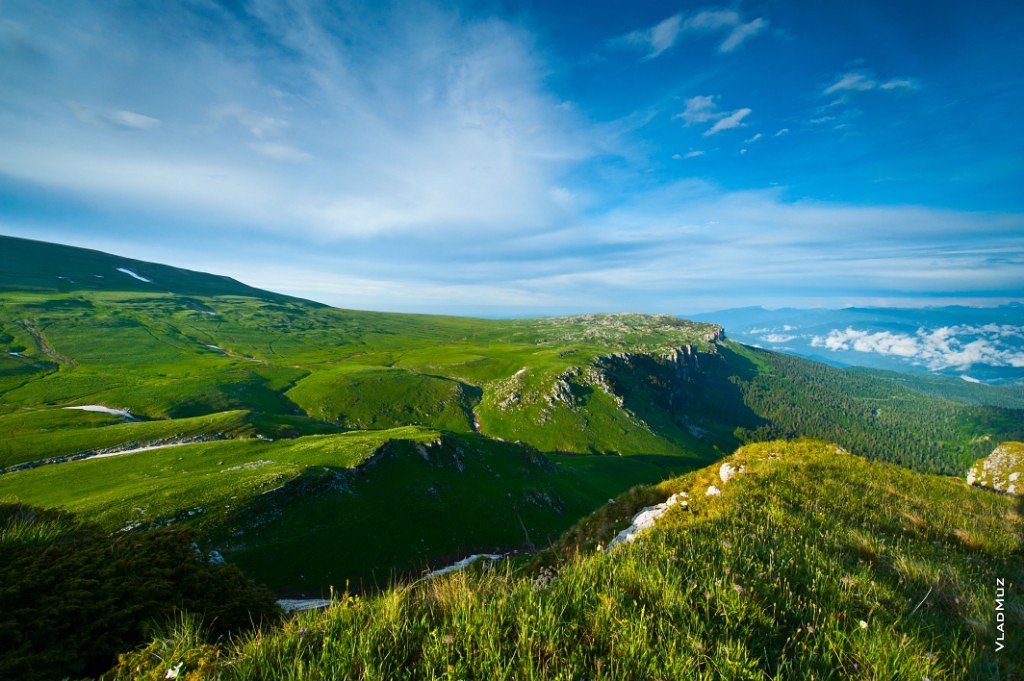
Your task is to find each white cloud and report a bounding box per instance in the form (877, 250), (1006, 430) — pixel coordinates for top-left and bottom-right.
(67, 102), (161, 130)
(811, 326), (1024, 370)
(824, 71), (877, 94)
(250, 142), (312, 162)
(705, 108), (751, 136)
(683, 150), (705, 159)
(719, 18), (768, 53)
(675, 95), (720, 125)
(774, 128), (789, 137)
(684, 10), (740, 31)
(647, 14), (684, 59)
(212, 104), (290, 139)
(675, 96), (752, 137)
(617, 8), (767, 60)
(761, 333), (797, 343)
(824, 71), (917, 96)
(744, 133), (762, 143)
(880, 78), (916, 90)
(620, 13), (683, 60)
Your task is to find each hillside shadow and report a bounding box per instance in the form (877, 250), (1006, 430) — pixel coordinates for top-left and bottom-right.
(599, 342), (770, 455)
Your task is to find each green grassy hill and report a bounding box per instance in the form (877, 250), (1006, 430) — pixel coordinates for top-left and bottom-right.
(0, 235), (300, 300)
(109, 440), (1024, 680)
(2, 235), (1022, 593)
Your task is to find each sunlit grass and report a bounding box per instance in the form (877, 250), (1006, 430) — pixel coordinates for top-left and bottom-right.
(110, 440), (1023, 680)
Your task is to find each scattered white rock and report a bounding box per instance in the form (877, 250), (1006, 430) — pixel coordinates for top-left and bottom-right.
(966, 444), (1023, 495)
(706, 485), (721, 496)
(116, 267), (151, 283)
(607, 492), (689, 549)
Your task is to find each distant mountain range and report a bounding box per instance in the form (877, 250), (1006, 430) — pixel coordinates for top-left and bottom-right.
(691, 304), (1024, 385)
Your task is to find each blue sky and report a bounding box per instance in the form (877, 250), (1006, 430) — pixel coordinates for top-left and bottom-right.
(1, 0), (1022, 315)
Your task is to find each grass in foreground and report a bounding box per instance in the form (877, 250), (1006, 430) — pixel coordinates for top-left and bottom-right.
(111, 440), (1023, 680)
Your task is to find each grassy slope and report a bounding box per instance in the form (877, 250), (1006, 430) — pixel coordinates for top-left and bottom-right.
(112, 440), (1024, 680)
(0, 428), (665, 591)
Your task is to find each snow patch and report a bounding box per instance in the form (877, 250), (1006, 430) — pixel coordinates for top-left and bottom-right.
(607, 492), (689, 549)
(64, 404), (134, 419)
(8, 351), (26, 358)
(277, 598), (332, 614)
(960, 375), (982, 384)
(719, 462), (740, 484)
(116, 267), (151, 283)
(425, 553), (505, 579)
(82, 441), (195, 460)
(706, 485), (721, 496)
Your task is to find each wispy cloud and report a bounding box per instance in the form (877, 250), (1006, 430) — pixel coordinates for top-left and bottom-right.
(880, 79), (916, 90)
(719, 17), (768, 53)
(212, 104), (290, 139)
(617, 8), (768, 60)
(250, 142), (312, 162)
(675, 95), (721, 125)
(675, 96), (752, 136)
(705, 108), (751, 136)
(0, 1), (585, 239)
(824, 70), (917, 95)
(67, 102), (161, 130)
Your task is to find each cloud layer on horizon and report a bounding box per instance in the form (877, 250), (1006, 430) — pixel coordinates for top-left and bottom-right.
(811, 325), (1024, 371)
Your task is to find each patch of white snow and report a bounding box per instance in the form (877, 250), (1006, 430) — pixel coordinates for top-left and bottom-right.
(425, 553), (505, 579)
(116, 267), (151, 283)
(607, 492), (689, 549)
(82, 441), (195, 460)
(64, 404), (134, 419)
(719, 462), (739, 484)
(277, 598), (332, 614)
